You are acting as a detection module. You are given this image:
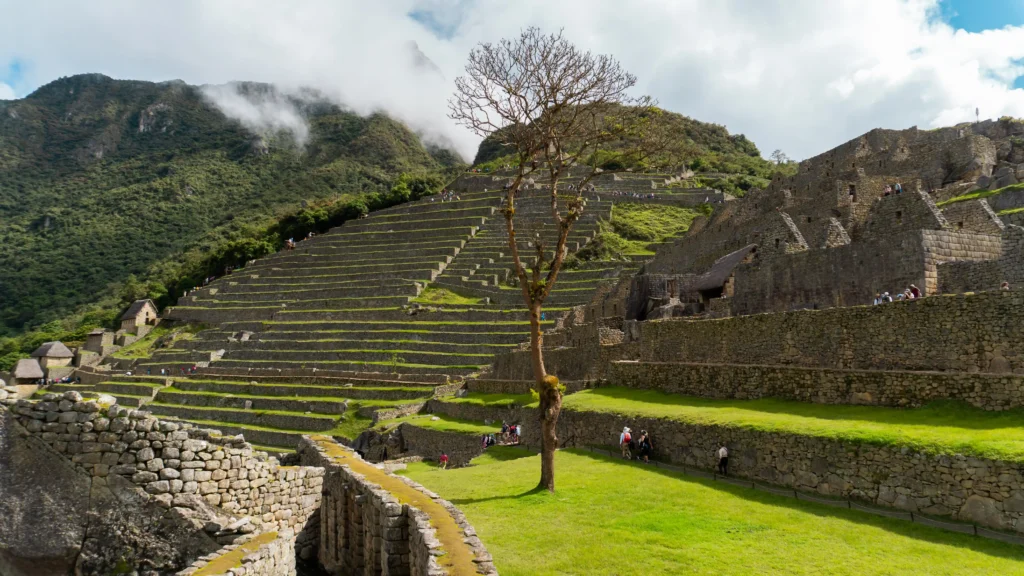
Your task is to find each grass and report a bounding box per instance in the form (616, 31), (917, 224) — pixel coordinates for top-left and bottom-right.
(937, 182), (1024, 207)
(999, 206), (1024, 216)
(383, 413), (499, 436)
(575, 203), (697, 261)
(445, 392), (536, 408)
(412, 286), (485, 306)
(193, 531), (279, 576)
(399, 448), (1024, 575)
(111, 323), (205, 360)
(558, 388), (1024, 463)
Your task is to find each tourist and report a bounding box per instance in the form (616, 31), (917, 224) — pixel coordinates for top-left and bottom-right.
(500, 421), (509, 442)
(909, 284), (921, 299)
(895, 183), (903, 194)
(1001, 281), (1011, 291)
(873, 293), (883, 305)
(439, 452), (449, 470)
(514, 424), (522, 444)
(882, 292), (893, 303)
(717, 445), (729, 476)
(638, 430), (653, 464)
(482, 434), (489, 449)
(904, 288), (915, 300)
(895, 291), (905, 301)
(619, 427), (632, 459)
(884, 185), (892, 196)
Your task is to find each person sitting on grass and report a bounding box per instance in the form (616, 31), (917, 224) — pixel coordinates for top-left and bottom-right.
(619, 427), (632, 459)
(638, 430), (653, 464)
(439, 452), (449, 469)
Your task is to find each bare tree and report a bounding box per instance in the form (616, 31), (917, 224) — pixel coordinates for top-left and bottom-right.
(449, 27), (674, 491)
(770, 149), (790, 165)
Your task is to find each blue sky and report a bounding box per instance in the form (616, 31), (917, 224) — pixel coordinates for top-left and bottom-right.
(941, 0), (1024, 88)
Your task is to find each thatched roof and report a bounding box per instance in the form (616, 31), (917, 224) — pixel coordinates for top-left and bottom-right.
(31, 341), (74, 359)
(694, 244), (758, 292)
(13, 358), (44, 379)
(120, 299), (157, 321)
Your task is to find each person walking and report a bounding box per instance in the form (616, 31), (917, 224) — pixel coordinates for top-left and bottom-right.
(619, 427), (632, 459)
(717, 445), (729, 476)
(638, 430), (653, 464)
(439, 452), (449, 470)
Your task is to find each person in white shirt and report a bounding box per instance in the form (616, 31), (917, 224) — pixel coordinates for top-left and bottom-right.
(717, 445), (729, 476)
(619, 427), (632, 459)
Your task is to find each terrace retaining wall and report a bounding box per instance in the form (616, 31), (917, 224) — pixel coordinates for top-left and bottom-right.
(177, 531), (297, 576)
(606, 361), (1024, 410)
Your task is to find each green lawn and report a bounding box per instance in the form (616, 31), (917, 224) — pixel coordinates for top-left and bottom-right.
(937, 182), (1024, 207)
(560, 388), (1024, 462)
(401, 448), (1024, 575)
(383, 413), (497, 435)
(413, 286), (486, 306)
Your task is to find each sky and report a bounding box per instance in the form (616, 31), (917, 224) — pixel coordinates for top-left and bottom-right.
(1, 0), (1023, 161)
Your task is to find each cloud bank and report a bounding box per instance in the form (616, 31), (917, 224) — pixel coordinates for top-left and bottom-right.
(0, 0), (1022, 160)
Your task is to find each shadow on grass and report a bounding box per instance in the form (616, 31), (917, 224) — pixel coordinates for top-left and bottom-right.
(567, 449), (1024, 562)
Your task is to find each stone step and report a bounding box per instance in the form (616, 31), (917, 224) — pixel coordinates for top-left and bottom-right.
(190, 368), (451, 385)
(167, 380), (434, 401)
(205, 339), (517, 355)
(154, 389), (350, 414)
(210, 359), (481, 376)
(216, 348), (495, 366)
(204, 284), (421, 302)
(147, 403), (340, 432)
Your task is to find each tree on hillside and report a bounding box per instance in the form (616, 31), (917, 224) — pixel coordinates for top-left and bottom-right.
(770, 149), (790, 165)
(449, 27), (677, 492)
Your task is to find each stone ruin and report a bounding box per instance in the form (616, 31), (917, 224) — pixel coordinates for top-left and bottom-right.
(0, 393), (494, 575)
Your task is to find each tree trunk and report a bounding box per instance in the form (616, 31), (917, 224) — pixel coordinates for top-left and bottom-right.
(530, 302), (562, 492)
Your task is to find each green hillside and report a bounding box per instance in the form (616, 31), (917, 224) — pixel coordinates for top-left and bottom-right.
(471, 105), (792, 195)
(0, 74), (463, 336)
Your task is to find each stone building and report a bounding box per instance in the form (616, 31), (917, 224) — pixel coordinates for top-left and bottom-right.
(119, 299), (158, 332)
(30, 341), (74, 369)
(626, 120), (1024, 319)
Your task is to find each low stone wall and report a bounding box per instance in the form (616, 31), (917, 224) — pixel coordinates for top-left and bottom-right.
(466, 379), (590, 395)
(606, 361), (1024, 410)
(427, 400), (1024, 533)
(177, 530), (297, 576)
(9, 393), (324, 535)
(627, 289), (1024, 374)
(489, 343), (639, 382)
(357, 401), (426, 423)
(399, 423), (486, 467)
(297, 438), (497, 575)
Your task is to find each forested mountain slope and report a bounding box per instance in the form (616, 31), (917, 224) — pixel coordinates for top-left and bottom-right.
(0, 74), (462, 335)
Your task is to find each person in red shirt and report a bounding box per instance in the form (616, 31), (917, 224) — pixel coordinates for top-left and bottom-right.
(439, 452), (449, 469)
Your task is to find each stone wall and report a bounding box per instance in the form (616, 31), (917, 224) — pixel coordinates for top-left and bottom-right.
(8, 392), (324, 535)
(297, 437), (496, 575)
(178, 531), (297, 576)
(607, 360), (1024, 410)
(399, 423), (486, 467)
(427, 400), (1024, 533)
(465, 379), (589, 395)
(942, 199), (1005, 235)
(939, 224), (1024, 293)
(627, 289), (1024, 373)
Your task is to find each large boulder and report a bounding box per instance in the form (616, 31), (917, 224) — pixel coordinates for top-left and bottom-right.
(0, 410), (91, 576)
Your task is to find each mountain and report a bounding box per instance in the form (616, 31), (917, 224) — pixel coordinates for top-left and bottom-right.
(471, 106), (785, 195)
(0, 74), (464, 335)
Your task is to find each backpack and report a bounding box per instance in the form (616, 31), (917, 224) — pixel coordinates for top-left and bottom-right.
(623, 432), (631, 444)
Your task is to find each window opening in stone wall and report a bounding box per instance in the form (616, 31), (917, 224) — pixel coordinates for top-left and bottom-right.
(957, 221), (964, 230)
(896, 210), (902, 224)
(806, 216), (812, 223)
(775, 238), (780, 249)
(848, 184), (857, 202)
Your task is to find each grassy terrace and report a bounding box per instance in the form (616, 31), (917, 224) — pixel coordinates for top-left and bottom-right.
(400, 448), (1024, 575)
(160, 385), (432, 403)
(442, 388), (1024, 462)
(383, 413), (498, 435)
(937, 182), (1024, 206)
(155, 405), (376, 442)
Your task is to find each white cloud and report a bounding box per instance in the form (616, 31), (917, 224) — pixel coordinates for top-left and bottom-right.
(200, 83), (311, 146)
(0, 82), (14, 100)
(1, 0), (1023, 160)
